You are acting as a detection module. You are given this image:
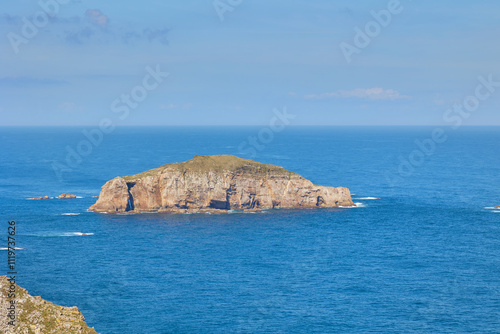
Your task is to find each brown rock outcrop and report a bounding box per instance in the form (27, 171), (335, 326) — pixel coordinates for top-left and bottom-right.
(57, 193), (77, 199)
(0, 276), (98, 334)
(33, 196), (51, 200)
(89, 155), (354, 214)
(495, 205), (500, 209)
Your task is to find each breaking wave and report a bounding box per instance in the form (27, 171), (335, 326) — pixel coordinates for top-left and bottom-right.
(340, 202), (366, 208)
(29, 232), (94, 237)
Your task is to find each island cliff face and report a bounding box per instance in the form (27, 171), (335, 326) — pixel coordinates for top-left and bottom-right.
(89, 155), (354, 214)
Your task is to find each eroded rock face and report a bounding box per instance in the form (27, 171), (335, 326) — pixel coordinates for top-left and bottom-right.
(89, 155), (354, 213)
(495, 205), (500, 209)
(89, 177), (131, 212)
(0, 276), (98, 334)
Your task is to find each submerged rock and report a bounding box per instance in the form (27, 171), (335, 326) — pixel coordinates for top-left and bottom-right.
(57, 193), (77, 199)
(0, 276), (98, 334)
(89, 155), (354, 214)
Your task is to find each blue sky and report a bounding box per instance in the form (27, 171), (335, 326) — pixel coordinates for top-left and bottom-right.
(1, 0), (500, 125)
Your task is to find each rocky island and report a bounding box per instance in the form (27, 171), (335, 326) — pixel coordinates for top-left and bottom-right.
(0, 276), (98, 334)
(33, 196), (52, 200)
(57, 193), (77, 199)
(89, 155), (354, 214)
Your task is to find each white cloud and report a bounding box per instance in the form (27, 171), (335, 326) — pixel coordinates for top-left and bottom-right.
(305, 88), (410, 100)
(59, 102), (83, 112)
(433, 93), (446, 106)
(160, 103), (193, 110)
(160, 104), (176, 109)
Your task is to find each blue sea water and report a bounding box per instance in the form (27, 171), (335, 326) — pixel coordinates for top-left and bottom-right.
(1, 126), (499, 333)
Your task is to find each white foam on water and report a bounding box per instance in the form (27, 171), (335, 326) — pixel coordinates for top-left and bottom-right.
(493, 211), (500, 213)
(62, 213), (80, 216)
(355, 197), (380, 200)
(340, 202), (366, 208)
(31, 232), (94, 237)
(484, 207), (497, 210)
(61, 232), (94, 236)
(0, 247), (26, 250)
(75, 196), (83, 198)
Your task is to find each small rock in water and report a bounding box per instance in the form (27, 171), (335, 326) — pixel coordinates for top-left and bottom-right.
(33, 195), (51, 200)
(57, 193), (77, 199)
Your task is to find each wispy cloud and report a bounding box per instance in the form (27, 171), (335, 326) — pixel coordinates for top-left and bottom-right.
(160, 104), (176, 110)
(1, 9), (169, 46)
(305, 88), (410, 100)
(144, 28), (169, 45)
(65, 26), (95, 44)
(59, 102), (83, 112)
(160, 103), (193, 110)
(85, 9), (108, 29)
(0, 13), (22, 25)
(0, 76), (68, 86)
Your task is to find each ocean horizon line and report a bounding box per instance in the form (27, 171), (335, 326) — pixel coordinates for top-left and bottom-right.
(2, 125), (500, 128)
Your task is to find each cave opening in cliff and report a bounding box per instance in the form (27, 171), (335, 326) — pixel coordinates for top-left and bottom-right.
(209, 199), (230, 210)
(126, 182), (135, 211)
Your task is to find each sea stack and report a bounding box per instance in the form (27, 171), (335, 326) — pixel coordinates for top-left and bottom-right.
(89, 155), (354, 214)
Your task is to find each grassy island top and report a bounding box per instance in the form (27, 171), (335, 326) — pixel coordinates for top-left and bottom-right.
(122, 155), (300, 181)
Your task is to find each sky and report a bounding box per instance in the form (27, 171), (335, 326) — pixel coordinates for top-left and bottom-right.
(1, 0), (500, 126)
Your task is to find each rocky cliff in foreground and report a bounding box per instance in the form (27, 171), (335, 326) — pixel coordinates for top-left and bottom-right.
(0, 276), (98, 334)
(89, 155), (354, 214)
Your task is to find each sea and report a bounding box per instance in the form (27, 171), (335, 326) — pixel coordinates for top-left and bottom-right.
(1, 126), (499, 333)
